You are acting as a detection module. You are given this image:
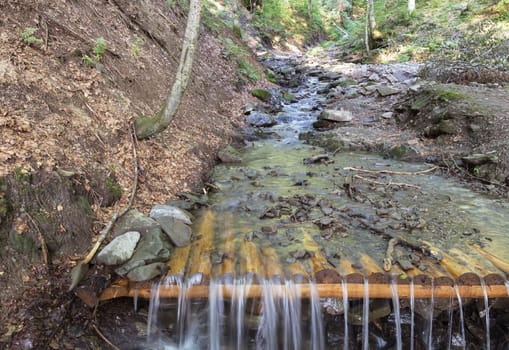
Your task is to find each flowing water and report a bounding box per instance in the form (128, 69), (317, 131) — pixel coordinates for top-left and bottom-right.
(126, 55), (509, 349)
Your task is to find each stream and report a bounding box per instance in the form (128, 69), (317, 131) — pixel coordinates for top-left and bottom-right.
(109, 52), (509, 349)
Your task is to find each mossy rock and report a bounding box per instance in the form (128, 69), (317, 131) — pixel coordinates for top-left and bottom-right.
(283, 92), (296, 102)
(251, 88), (272, 102)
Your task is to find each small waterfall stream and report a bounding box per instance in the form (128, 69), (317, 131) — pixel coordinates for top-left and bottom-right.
(118, 54), (509, 350)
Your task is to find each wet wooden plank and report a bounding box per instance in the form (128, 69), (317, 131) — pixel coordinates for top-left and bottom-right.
(186, 210), (215, 283)
(301, 228), (341, 283)
(261, 247), (284, 280)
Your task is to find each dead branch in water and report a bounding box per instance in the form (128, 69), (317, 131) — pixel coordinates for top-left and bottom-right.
(344, 166), (437, 176)
(353, 174), (421, 189)
(93, 324), (120, 350)
(383, 238), (399, 272)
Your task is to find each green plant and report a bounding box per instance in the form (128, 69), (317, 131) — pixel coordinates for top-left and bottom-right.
(131, 35), (144, 58)
(20, 27), (43, 45)
(238, 58), (260, 83)
(221, 38), (247, 59)
(435, 88), (469, 102)
(93, 37), (107, 61)
(105, 177), (122, 200)
(82, 54), (95, 67)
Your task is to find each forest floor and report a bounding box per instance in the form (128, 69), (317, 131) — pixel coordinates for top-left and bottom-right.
(1, 1), (509, 349)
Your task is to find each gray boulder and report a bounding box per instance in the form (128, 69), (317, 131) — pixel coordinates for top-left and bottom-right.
(319, 109), (353, 122)
(115, 226), (173, 277)
(153, 216), (192, 247)
(246, 112), (276, 127)
(112, 209), (159, 237)
(150, 204), (193, 225)
(376, 85), (401, 97)
(126, 262), (167, 282)
(96, 231), (140, 266)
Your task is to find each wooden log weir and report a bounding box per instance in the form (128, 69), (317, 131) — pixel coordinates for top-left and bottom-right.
(99, 280), (509, 301)
(98, 209), (509, 302)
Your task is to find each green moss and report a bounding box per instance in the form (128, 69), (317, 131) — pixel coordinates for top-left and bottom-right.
(251, 88), (272, 101)
(283, 92), (295, 101)
(266, 69), (278, 83)
(434, 88), (469, 102)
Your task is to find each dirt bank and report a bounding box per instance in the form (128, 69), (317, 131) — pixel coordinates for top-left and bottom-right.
(0, 0), (261, 347)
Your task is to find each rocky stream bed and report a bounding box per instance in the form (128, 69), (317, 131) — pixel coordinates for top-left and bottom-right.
(87, 51), (509, 349)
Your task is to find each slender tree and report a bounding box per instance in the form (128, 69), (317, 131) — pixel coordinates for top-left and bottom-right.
(308, 0), (313, 19)
(408, 0), (415, 14)
(364, 0), (375, 53)
(134, 0), (203, 139)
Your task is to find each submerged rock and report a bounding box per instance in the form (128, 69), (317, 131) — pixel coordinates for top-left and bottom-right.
(246, 112), (277, 127)
(218, 145), (242, 163)
(96, 231), (140, 266)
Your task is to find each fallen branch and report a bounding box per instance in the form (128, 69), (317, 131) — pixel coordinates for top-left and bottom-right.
(358, 219), (436, 257)
(467, 242), (509, 275)
(353, 174), (421, 189)
(69, 123), (139, 291)
(383, 238), (398, 272)
(93, 324), (120, 350)
(344, 166), (437, 175)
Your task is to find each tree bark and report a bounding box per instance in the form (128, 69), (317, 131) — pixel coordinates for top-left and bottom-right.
(408, 0), (415, 14)
(364, 0), (375, 54)
(308, 0), (313, 19)
(134, 0), (203, 139)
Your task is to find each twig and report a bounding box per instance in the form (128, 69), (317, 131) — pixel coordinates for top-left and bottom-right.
(353, 174), (421, 189)
(344, 166), (437, 176)
(383, 238), (398, 272)
(93, 324), (120, 350)
(358, 219), (435, 257)
(81, 123), (138, 265)
(26, 213), (49, 265)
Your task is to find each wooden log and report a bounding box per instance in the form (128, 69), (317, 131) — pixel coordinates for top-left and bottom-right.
(187, 210), (215, 282)
(466, 243), (509, 275)
(239, 240), (264, 280)
(286, 260), (309, 282)
(261, 247), (284, 280)
(166, 246), (191, 277)
(301, 228), (341, 283)
(99, 282), (509, 301)
(450, 247), (501, 277)
(213, 212), (236, 281)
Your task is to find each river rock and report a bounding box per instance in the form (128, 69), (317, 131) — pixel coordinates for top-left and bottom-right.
(376, 85), (401, 97)
(246, 112), (276, 127)
(150, 204), (193, 225)
(155, 216), (192, 247)
(251, 88), (272, 101)
(217, 145), (242, 163)
(115, 226), (173, 277)
(381, 112), (394, 119)
(96, 231), (140, 266)
(319, 109), (353, 122)
(113, 209), (160, 237)
(126, 262), (167, 282)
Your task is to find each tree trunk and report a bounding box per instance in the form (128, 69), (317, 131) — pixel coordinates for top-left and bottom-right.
(308, 0), (313, 19)
(364, 0), (375, 54)
(134, 0), (203, 139)
(408, 0), (415, 14)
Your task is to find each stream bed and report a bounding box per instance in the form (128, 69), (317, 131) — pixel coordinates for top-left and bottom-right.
(104, 52), (509, 350)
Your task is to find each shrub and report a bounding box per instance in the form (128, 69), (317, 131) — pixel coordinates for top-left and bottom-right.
(20, 27), (43, 45)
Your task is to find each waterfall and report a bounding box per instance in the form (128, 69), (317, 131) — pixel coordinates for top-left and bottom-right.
(390, 278), (402, 350)
(410, 278), (415, 350)
(453, 283), (466, 349)
(362, 277), (370, 350)
(341, 278), (349, 350)
(480, 278), (491, 350)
